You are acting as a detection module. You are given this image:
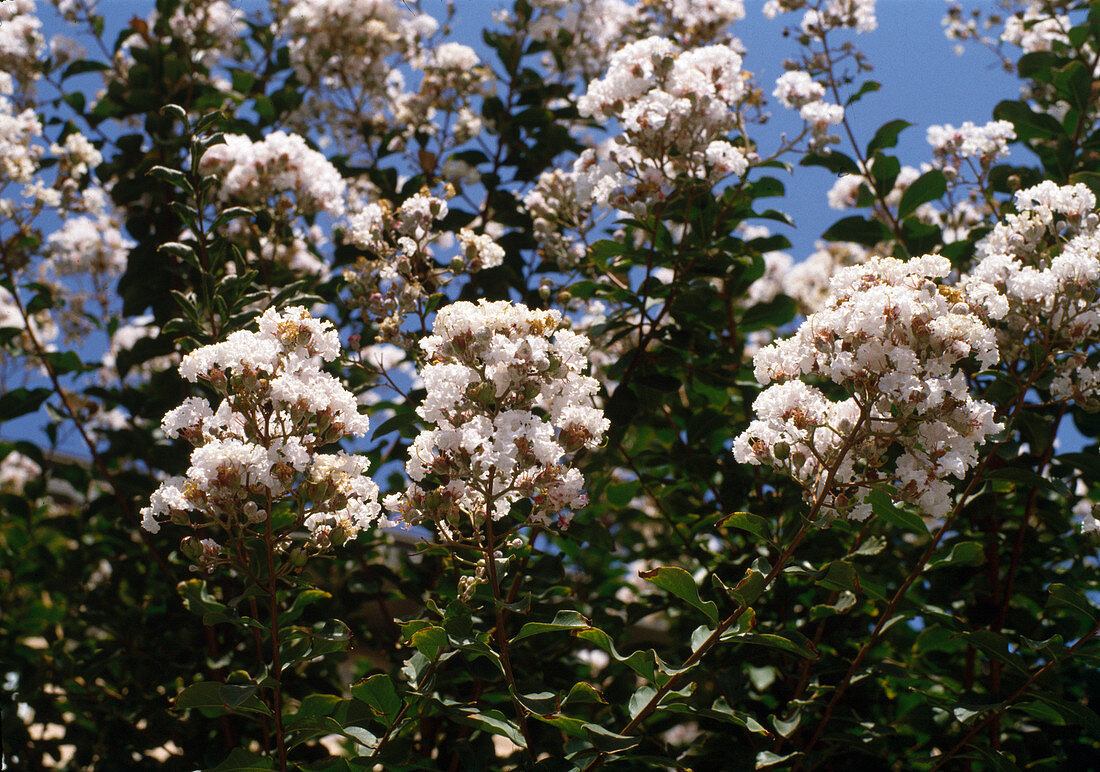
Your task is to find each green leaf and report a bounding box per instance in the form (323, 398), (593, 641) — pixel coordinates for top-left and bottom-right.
(1027, 692), (1100, 738)
(927, 541), (985, 571)
(42, 351), (93, 376)
(371, 410), (420, 440)
(955, 630), (1028, 675)
(994, 99), (1064, 143)
(61, 60), (110, 79)
(409, 625), (448, 659)
(564, 682), (607, 706)
(1053, 60), (1091, 113)
(282, 589), (330, 624)
(176, 681), (272, 716)
(739, 296), (797, 332)
(846, 80), (881, 106)
(897, 170), (947, 218)
(815, 560), (861, 593)
(1046, 583), (1098, 621)
(351, 674), (401, 724)
(639, 565), (718, 624)
(513, 610), (591, 643)
(210, 749), (275, 771)
(147, 165), (193, 193)
(158, 241), (197, 263)
(732, 632), (818, 660)
(584, 723), (640, 752)
(725, 558), (771, 606)
(821, 216), (892, 246)
(457, 708), (527, 749)
(756, 751), (802, 769)
(869, 488), (928, 534)
(801, 151), (860, 177)
(720, 511), (776, 548)
(512, 689), (559, 715)
(211, 206), (254, 230)
(0, 388), (51, 421)
(178, 579), (239, 626)
(866, 119), (912, 155)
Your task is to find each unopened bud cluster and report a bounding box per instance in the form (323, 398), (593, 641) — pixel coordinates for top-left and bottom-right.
(384, 300), (608, 530)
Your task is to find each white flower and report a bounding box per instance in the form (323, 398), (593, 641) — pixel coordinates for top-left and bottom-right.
(388, 300), (607, 529)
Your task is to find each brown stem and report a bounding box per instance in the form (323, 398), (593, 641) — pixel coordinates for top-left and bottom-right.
(483, 503), (537, 761)
(263, 496), (288, 771)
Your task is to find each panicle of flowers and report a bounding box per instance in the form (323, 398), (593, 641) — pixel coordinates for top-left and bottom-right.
(963, 181), (1100, 405)
(383, 300), (608, 532)
(522, 0), (639, 81)
(522, 0), (748, 82)
(574, 36), (752, 214)
(166, 0), (245, 67)
(735, 254), (1003, 521)
(278, 0), (437, 92)
(391, 42), (494, 151)
(199, 131), (347, 218)
(0, 449), (41, 495)
(927, 120), (1015, 179)
(275, 0), (439, 161)
(141, 307), (382, 561)
(0, 73), (44, 193)
(1002, 3), (1071, 54)
(762, 0), (877, 36)
(0, 0), (45, 91)
(638, 0), (746, 48)
(196, 131), (346, 274)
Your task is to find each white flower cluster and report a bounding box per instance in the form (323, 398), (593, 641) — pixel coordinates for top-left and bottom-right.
(927, 120), (1015, 179)
(279, 0), (437, 91)
(391, 42), (492, 148)
(199, 131), (347, 218)
(963, 181), (1100, 404)
(0, 74), (44, 192)
(574, 36), (751, 213)
(1002, 6), (1071, 53)
(384, 300), (608, 530)
(44, 216), (133, 276)
(0, 0), (44, 89)
(0, 450), (41, 495)
(773, 69), (845, 149)
(735, 255), (1003, 520)
(763, 0), (877, 35)
(166, 0), (245, 67)
(196, 132), (347, 274)
(142, 307), (382, 554)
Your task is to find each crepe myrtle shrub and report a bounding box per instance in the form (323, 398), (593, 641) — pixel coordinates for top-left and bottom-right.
(2, 0), (1100, 770)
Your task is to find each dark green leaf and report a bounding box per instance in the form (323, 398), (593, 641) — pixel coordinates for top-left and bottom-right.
(898, 170), (948, 218)
(867, 119), (912, 155)
(639, 565), (718, 624)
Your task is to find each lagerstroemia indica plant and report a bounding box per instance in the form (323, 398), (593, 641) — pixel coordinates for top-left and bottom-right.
(2, 0), (1100, 770)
